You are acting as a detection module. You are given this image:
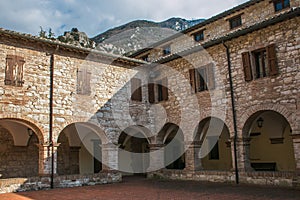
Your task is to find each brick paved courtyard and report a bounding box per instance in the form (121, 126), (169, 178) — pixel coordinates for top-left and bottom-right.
(0, 176), (299, 200)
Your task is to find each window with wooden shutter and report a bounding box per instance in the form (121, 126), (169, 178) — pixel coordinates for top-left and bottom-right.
(197, 67), (208, 92)
(148, 83), (155, 103)
(77, 68), (91, 95)
(5, 55), (25, 87)
(266, 44), (278, 76)
(131, 78), (142, 101)
(242, 52), (253, 81)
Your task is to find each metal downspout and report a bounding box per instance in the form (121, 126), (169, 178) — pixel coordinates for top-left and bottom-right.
(223, 41), (239, 184)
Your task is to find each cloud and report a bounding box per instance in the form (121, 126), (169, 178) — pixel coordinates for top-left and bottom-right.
(0, 0), (248, 37)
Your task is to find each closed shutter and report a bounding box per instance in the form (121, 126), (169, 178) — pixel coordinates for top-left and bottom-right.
(85, 71), (92, 95)
(148, 83), (155, 103)
(77, 69), (83, 94)
(207, 63), (215, 90)
(16, 56), (25, 86)
(5, 55), (14, 85)
(189, 69), (196, 93)
(267, 44), (278, 76)
(242, 52), (252, 81)
(131, 78), (142, 101)
(162, 77), (168, 101)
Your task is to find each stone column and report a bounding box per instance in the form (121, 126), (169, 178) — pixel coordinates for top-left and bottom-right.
(147, 144), (165, 172)
(184, 141), (203, 171)
(292, 133), (300, 187)
(70, 147), (81, 175)
(37, 142), (60, 176)
(234, 137), (252, 172)
(101, 143), (119, 171)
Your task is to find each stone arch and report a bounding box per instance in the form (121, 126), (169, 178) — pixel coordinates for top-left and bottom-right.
(0, 118), (44, 145)
(56, 122), (108, 175)
(56, 122), (108, 145)
(242, 110), (295, 172)
(118, 125), (151, 174)
(0, 118), (41, 178)
(194, 117), (232, 170)
(239, 104), (295, 137)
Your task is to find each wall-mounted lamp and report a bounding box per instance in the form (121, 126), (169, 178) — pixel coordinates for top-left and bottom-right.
(257, 117), (264, 128)
(27, 128), (34, 137)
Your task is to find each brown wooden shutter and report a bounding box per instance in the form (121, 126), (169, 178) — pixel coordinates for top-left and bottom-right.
(162, 77), (169, 101)
(16, 56), (25, 86)
(189, 69), (196, 93)
(148, 83), (155, 103)
(77, 69), (83, 94)
(131, 78), (142, 101)
(5, 55), (14, 85)
(85, 71), (92, 95)
(267, 44), (278, 76)
(207, 64), (215, 90)
(242, 52), (252, 81)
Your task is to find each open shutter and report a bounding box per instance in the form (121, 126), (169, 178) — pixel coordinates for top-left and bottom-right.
(131, 78), (142, 101)
(162, 78), (169, 101)
(242, 52), (252, 81)
(207, 63), (215, 90)
(267, 44), (278, 76)
(189, 69), (196, 93)
(148, 83), (155, 103)
(5, 55), (14, 85)
(77, 69), (83, 94)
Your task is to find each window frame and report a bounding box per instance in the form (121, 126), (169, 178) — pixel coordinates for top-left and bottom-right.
(193, 30), (204, 42)
(273, 0), (290, 12)
(189, 63), (215, 93)
(162, 45), (171, 55)
(229, 15), (242, 29)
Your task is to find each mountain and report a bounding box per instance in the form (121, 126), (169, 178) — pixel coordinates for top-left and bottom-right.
(91, 17), (205, 55)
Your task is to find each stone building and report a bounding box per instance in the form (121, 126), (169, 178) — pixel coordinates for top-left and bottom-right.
(0, 0), (299, 193)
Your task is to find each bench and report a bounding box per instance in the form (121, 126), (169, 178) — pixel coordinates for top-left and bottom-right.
(251, 162), (276, 171)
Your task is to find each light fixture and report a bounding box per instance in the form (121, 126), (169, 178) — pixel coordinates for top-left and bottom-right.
(27, 128), (33, 137)
(257, 117), (264, 128)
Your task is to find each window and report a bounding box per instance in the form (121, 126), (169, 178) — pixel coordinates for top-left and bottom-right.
(273, 0), (290, 12)
(229, 15), (242, 29)
(5, 55), (25, 87)
(242, 44), (278, 81)
(148, 78), (168, 103)
(141, 54), (149, 62)
(163, 45), (171, 55)
(193, 30), (204, 42)
(209, 141), (220, 160)
(77, 68), (91, 95)
(131, 78), (142, 101)
(189, 63), (215, 93)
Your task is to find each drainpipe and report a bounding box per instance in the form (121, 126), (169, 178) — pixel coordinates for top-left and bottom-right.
(222, 41), (239, 184)
(49, 45), (59, 189)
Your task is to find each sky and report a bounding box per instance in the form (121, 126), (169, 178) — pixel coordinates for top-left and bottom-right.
(0, 0), (249, 38)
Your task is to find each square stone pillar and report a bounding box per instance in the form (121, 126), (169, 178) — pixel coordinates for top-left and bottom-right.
(147, 144), (165, 172)
(184, 141), (203, 171)
(101, 143), (119, 171)
(37, 142), (60, 176)
(292, 133), (300, 188)
(234, 137), (252, 172)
